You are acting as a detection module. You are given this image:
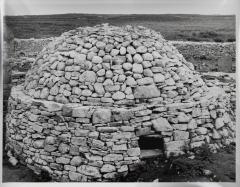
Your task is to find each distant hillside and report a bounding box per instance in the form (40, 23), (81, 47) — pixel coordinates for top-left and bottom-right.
(4, 14), (235, 42)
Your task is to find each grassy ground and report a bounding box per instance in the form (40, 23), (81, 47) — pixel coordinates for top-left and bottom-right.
(4, 14), (235, 42)
(119, 144), (236, 182)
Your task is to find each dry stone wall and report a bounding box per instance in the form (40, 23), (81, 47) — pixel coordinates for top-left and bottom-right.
(6, 85), (235, 181)
(5, 24), (236, 182)
(5, 38), (235, 88)
(169, 41), (236, 72)
(10, 38), (236, 73)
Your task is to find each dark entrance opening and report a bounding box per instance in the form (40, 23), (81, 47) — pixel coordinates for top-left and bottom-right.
(138, 135), (164, 150)
(138, 135), (164, 159)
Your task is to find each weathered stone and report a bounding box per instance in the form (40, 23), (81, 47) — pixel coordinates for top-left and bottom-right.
(92, 56), (103, 64)
(72, 106), (92, 118)
(112, 108), (134, 121)
(196, 127), (208, 135)
(111, 49), (120, 56)
(165, 78), (175, 86)
(118, 165), (128, 172)
(8, 157), (18, 166)
(126, 77), (137, 86)
(152, 51), (161, 59)
(142, 53), (153, 61)
(77, 165), (101, 178)
(81, 89), (92, 96)
(45, 136), (56, 144)
(103, 154), (123, 162)
(96, 41), (106, 49)
(127, 46), (136, 54)
(153, 73), (165, 83)
(173, 124), (188, 131)
(58, 143), (70, 153)
(152, 117), (173, 132)
(127, 148), (140, 156)
(56, 157), (70, 164)
(112, 91), (125, 100)
(94, 83), (105, 95)
(123, 63), (132, 71)
(215, 118), (225, 129)
(173, 130), (189, 140)
(192, 108), (201, 117)
(135, 109), (152, 116)
(79, 71), (96, 82)
(120, 47), (127, 55)
(136, 127), (152, 136)
(40, 88), (49, 99)
(70, 156), (83, 166)
(33, 140), (44, 148)
(177, 113), (190, 123)
(167, 102), (197, 111)
(89, 131), (99, 139)
(105, 85), (120, 92)
(133, 54), (143, 63)
(97, 127), (118, 133)
(32, 124), (43, 133)
(113, 56), (126, 65)
(75, 129), (89, 137)
(112, 144), (127, 151)
(103, 172), (117, 179)
(143, 69), (153, 77)
(100, 164), (116, 173)
(212, 129), (222, 139)
(132, 63), (143, 73)
(92, 108), (111, 124)
(50, 85), (59, 95)
(64, 165), (77, 172)
(97, 69), (106, 76)
(136, 77), (154, 85)
(136, 46), (147, 53)
(190, 141), (205, 149)
(71, 137), (87, 146)
(134, 85), (160, 98)
(188, 119), (197, 129)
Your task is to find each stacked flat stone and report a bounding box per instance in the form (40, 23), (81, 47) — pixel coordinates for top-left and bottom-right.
(6, 24), (235, 182)
(23, 24), (208, 106)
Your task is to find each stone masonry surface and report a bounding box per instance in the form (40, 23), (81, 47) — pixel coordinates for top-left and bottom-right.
(5, 24), (235, 182)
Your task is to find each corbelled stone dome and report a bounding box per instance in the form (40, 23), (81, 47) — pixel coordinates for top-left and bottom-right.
(6, 24), (235, 182)
(23, 24), (208, 106)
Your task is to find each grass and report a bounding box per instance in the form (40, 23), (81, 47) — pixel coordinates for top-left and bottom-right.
(4, 14), (235, 42)
(118, 144), (235, 182)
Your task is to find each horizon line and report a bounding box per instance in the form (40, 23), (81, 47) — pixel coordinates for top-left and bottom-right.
(4, 12), (236, 17)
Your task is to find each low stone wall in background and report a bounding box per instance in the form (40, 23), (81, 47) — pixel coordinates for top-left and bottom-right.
(6, 85), (235, 181)
(13, 38), (54, 57)
(169, 41), (236, 72)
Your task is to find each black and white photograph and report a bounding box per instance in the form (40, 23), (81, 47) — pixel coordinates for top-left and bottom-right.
(1, 0), (239, 184)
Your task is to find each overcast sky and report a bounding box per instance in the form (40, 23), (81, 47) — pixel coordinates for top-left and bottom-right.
(3, 0), (239, 15)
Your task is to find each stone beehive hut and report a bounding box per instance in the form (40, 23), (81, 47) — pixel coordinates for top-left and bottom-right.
(6, 24), (235, 182)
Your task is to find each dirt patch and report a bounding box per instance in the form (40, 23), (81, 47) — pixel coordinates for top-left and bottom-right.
(2, 153), (51, 182)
